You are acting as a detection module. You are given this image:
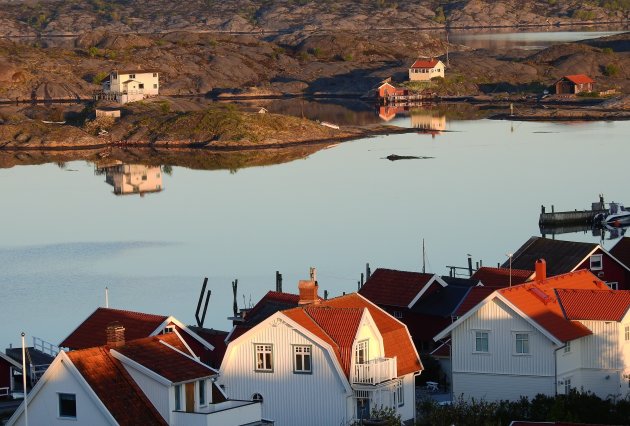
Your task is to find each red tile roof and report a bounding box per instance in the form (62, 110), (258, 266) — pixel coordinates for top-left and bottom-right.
(67, 347), (167, 426)
(283, 294), (422, 378)
(114, 335), (215, 383)
(359, 269), (435, 307)
(471, 267), (533, 287)
(284, 306), (363, 376)
(61, 307), (168, 350)
(556, 289), (630, 321)
(498, 270), (607, 342)
(411, 59), (440, 69)
(453, 286), (496, 317)
(564, 74), (594, 84)
(610, 237), (630, 269)
(320, 293), (422, 377)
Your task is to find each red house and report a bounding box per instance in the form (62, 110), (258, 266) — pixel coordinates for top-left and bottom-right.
(554, 74), (594, 94)
(0, 352), (21, 398)
(502, 236), (630, 290)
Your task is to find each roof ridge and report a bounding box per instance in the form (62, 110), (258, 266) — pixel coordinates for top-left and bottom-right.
(96, 307), (168, 319)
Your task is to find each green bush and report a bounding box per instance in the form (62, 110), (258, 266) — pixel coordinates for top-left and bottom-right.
(603, 63), (620, 76)
(433, 6), (446, 24)
(602, 47), (614, 54)
(571, 9), (596, 20)
(417, 390), (630, 426)
(92, 71), (109, 85)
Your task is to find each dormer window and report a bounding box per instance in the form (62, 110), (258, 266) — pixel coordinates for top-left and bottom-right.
(590, 254), (603, 271)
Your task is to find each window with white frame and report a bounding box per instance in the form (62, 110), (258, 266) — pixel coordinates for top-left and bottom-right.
(58, 393), (76, 418)
(625, 326), (629, 341)
(590, 254), (603, 271)
(474, 331), (489, 353)
(255, 344), (273, 372)
(393, 311), (403, 319)
(515, 333), (530, 355)
(129, 73), (136, 79)
(174, 384), (182, 410)
(607, 282), (618, 290)
(564, 341), (571, 353)
(355, 340), (369, 364)
(564, 378), (572, 395)
(395, 379), (404, 407)
(293, 345), (312, 373)
(198, 379), (206, 406)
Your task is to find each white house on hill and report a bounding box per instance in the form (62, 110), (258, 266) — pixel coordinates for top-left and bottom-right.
(219, 276), (423, 426)
(434, 260), (630, 402)
(102, 69), (159, 104)
(408, 58), (445, 82)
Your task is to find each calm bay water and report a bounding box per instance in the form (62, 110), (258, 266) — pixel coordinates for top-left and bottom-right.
(0, 115), (628, 348)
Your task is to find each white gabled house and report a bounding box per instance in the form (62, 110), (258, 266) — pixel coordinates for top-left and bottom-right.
(102, 69), (159, 104)
(408, 58), (445, 82)
(7, 327), (266, 426)
(219, 278), (423, 426)
(434, 260), (630, 402)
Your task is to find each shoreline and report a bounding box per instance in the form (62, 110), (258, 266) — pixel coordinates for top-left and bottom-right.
(0, 125), (420, 152)
(1, 20), (627, 39)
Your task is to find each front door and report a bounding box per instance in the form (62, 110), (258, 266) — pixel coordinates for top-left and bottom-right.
(185, 382), (195, 412)
(357, 398), (370, 420)
(355, 340), (369, 365)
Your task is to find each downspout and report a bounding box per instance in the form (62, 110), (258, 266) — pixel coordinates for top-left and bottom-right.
(554, 344), (567, 397)
(413, 371), (422, 425)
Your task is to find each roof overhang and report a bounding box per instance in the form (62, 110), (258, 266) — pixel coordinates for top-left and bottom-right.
(407, 274), (449, 309)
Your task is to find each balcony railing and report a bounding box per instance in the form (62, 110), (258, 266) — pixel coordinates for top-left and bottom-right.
(352, 357), (397, 385)
(172, 400), (264, 426)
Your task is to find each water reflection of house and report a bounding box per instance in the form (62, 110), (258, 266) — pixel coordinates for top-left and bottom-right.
(96, 163), (163, 196)
(378, 105), (405, 122)
(410, 110), (446, 133)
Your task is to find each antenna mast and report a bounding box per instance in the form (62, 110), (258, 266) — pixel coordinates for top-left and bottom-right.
(422, 238), (426, 273)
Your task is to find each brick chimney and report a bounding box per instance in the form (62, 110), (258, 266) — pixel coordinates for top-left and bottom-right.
(106, 321), (125, 347)
(535, 259), (546, 282)
(298, 267), (320, 306)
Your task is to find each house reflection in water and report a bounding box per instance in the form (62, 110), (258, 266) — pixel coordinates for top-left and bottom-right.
(410, 109), (446, 133)
(95, 161), (163, 196)
(377, 106), (446, 136)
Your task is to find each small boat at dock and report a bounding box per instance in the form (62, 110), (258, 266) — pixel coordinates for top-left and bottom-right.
(595, 202), (630, 226)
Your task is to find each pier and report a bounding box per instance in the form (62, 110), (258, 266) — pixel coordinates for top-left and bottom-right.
(538, 200), (606, 227)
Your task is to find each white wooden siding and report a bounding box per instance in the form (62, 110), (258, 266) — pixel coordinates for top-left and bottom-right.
(577, 321), (621, 369)
(453, 372), (554, 401)
(219, 318), (349, 426)
(557, 368), (624, 398)
(451, 299), (555, 377)
(123, 364), (170, 422)
(8, 359), (113, 426)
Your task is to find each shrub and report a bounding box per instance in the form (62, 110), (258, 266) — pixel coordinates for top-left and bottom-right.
(92, 71), (109, 85)
(433, 6), (446, 24)
(602, 47), (614, 54)
(603, 63), (620, 76)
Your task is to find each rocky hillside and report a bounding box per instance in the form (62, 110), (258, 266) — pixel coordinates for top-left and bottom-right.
(0, 0), (628, 37)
